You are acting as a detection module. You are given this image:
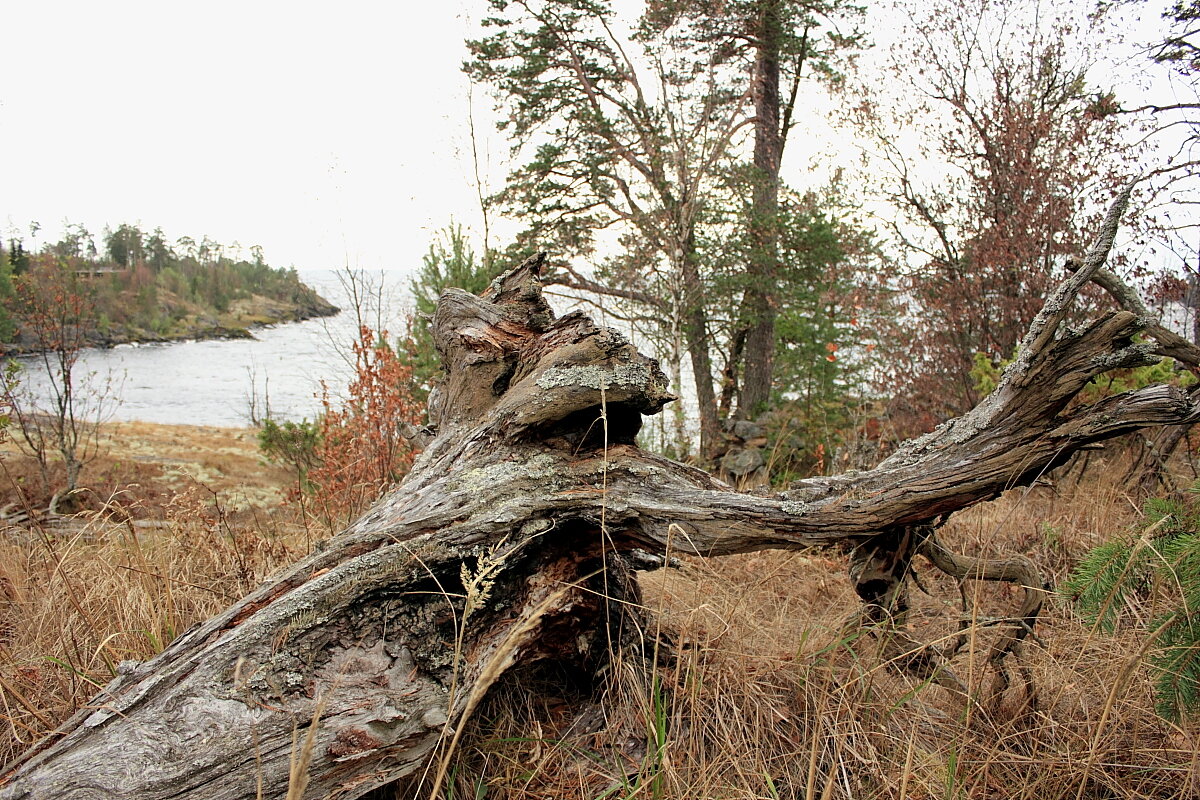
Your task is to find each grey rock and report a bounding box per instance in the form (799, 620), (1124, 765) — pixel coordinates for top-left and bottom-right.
(721, 447), (765, 477)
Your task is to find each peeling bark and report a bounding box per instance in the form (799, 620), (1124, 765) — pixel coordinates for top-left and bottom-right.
(2, 188), (1197, 800)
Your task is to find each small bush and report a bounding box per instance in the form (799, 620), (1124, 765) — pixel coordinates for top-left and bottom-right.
(306, 325), (421, 528)
(257, 418), (321, 496)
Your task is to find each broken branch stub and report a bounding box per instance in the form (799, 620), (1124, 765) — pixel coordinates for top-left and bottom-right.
(4, 198), (1200, 799)
(427, 253), (674, 441)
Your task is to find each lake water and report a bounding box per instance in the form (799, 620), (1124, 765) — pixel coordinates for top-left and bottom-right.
(11, 269), (415, 427)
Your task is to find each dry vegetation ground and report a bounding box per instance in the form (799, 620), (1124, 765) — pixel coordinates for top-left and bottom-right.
(1, 424), (1198, 798)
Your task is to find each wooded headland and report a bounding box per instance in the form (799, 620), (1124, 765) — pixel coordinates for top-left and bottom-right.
(0, 223), (337, 355)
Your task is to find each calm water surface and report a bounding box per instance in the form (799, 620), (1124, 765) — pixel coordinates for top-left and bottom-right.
(14, 270), (413, 427)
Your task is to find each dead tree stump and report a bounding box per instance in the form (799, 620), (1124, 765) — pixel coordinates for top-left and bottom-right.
(2, 189), (1197, 800)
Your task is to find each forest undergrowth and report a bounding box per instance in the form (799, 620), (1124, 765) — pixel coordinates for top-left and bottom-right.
(0, 427), (1197, 799)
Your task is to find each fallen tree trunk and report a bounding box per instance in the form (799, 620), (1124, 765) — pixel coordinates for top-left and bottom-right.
(2, 188), (1197, 800)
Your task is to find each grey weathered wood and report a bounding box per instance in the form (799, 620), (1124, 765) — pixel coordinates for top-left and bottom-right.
(3, 191), (1198, 800)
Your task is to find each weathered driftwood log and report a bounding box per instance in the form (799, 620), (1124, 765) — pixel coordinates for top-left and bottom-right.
(2, 189), (1197, 800)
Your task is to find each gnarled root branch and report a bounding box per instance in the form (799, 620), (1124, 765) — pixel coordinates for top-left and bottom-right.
(844, 525), (1047, 710)
(918, 531), (1047, 710)
(845, 529), (969, 698)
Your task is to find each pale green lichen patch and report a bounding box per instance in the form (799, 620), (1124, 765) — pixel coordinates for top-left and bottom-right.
(454, 453), (561, 494)
(781, 500), (811, 516)
(535, 362), (650, 392)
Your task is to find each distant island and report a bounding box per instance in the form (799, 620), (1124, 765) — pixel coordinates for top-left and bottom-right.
(0, 222), (338, 354)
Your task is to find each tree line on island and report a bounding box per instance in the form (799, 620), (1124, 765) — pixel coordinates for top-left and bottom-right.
(0, 221), (336, 353)
(0, 221), (338, 511)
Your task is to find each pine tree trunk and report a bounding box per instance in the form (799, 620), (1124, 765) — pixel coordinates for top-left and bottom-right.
(739, 0), (784, 419)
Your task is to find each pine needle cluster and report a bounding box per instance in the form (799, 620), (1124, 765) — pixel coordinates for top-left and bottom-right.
(1062, 487), (1200, 721)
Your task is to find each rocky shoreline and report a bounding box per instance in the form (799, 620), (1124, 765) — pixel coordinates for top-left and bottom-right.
(1, 291), (339, 355)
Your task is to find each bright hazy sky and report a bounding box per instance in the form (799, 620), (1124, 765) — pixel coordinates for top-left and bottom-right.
(1, 1), (1188, 278)
(0, 0), (870, 277)
(1, 1), (501, 274)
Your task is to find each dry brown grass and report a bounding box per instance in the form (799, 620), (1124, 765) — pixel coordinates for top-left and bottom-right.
(0, 420), (294, 517)
(0, 494), (307, 765)
(1, 429), (1198, 798)
(90, 420), (293, 511)
(0, 422), (309, 765)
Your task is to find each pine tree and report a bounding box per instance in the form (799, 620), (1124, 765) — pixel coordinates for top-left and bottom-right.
(408, 225), (493, 397)
(1063, 489), (1200, 721)
(466, 0), (862, 457)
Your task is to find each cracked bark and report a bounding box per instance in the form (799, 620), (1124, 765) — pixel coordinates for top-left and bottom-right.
(2, 189), (1197, 800)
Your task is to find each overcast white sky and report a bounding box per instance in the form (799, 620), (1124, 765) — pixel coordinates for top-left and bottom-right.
(0, 1), (505, 274)
(1, 1), (1189, 279)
